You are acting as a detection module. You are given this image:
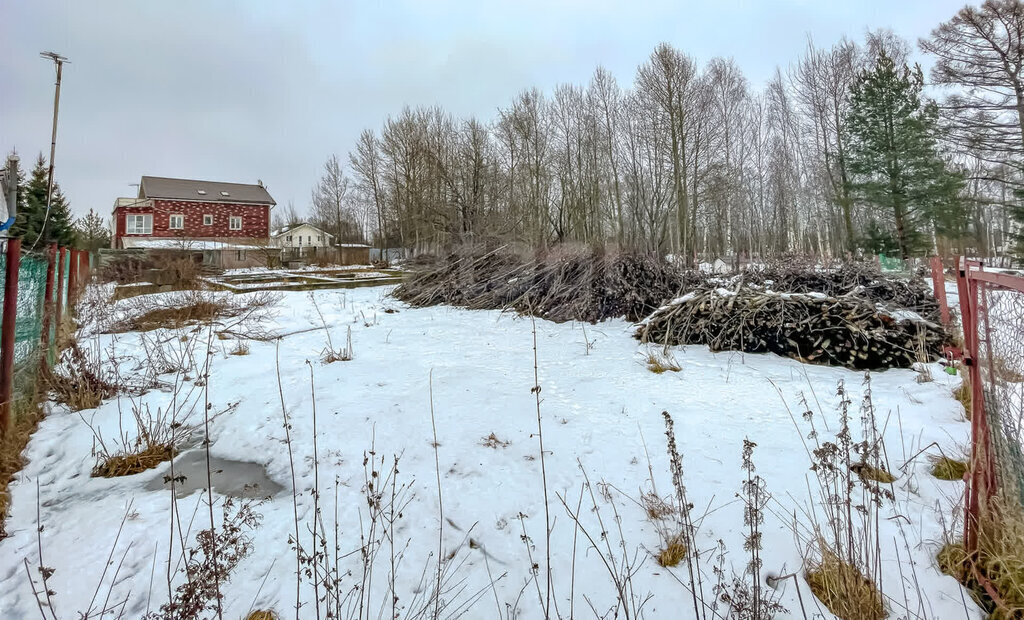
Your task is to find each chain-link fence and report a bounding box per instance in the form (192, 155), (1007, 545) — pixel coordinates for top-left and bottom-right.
(0, 242), (83, 437)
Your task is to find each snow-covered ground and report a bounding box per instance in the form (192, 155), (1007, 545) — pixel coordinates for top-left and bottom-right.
(0, 285), (980, 619)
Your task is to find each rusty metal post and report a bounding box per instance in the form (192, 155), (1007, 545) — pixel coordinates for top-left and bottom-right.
(0, 239), (21, 438)
(39, 243), (57, 364)
(66, 248), (77, 306)
(54, 246), (66, 335)
(931, 256), (950, 326)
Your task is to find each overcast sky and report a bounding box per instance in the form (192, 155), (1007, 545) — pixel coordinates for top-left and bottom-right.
(1, 0), (967, 220)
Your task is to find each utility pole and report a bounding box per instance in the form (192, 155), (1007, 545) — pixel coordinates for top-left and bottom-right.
(34, 51), (70, 249)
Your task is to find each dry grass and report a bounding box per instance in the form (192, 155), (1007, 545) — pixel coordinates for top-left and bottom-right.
(991, 355), (1024, 383)
(230, 340), (251, 356)
(645, 350), (681, 374)
(640, 491), (676, 520)
(44, 343), (120, 411)
(656, 533), (688, 567)
(939, 500), (1024, 617)
(246, 611), (279, 620)
(481, 432), (510, 449)
(929, 455), (968, 481)
(91, 442), (176, 478)
(954, 380), (972, 419)
(850, 462), (896, 484)
(0, 397), (44, 535)
(806, 552), (886, 620)
(124, 300), (226, 332)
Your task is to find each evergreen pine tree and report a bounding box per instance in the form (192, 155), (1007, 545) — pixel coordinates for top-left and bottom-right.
(846, 52), (966, 259)
(10, 153), (76, 247)
(73, 208), (111, 251)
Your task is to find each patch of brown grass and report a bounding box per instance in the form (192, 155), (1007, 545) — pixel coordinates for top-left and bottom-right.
(929, 455), (968, 481)
(481, 433), (509, 449)
(126, 300), (226, 332)
(230, 340), (250, 356)
(656, 533), (687, 567)
(939, 500), (1024, 617)
(92, 442), (176, 478)
(1, 397), (44, 536)
(645, 351), (681, 374)
(806, 552), (886, 620)
(44, 343), (119, 411)
(246, 611), (279, 620)
(850, 462), (896, 484)
(992, 356), (1024, 383)
(954, 379), (972, 420)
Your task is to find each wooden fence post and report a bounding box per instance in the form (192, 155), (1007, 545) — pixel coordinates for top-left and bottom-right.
(0, 239), (21, 439)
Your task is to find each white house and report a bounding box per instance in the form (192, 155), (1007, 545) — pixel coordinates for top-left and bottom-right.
(270, 223), (334, 250)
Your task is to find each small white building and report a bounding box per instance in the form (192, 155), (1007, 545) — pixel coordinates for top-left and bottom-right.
(270, 223), (334, 250)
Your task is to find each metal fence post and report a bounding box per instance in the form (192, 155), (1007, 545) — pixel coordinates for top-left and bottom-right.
(40, 243), (57, 368)
(55, 246), (66, 333)
(0, 239), (21, 439)
(67, 248), (77, 306)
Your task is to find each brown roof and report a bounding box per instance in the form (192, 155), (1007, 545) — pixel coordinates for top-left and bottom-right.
(139, 176), (276, 205)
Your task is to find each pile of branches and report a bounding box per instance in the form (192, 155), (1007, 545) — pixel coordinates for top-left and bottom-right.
(741, 261), (940, 322)
(636, 284), (948, 370)
(393, 247), (698, 323)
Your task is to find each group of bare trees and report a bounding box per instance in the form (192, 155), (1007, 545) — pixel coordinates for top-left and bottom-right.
(295, 1), (1024, 261)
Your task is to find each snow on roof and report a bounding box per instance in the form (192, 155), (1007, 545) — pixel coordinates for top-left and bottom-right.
(339, 243), (370, 248)
(270, 222), (334, 238)
(121, 238), (267, 251)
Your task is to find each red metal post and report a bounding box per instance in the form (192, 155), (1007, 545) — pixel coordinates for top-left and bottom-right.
(66, 249), (77, 306)
(930, 256), (950, 326)
(0, 239), (21, 439)
(40, 243), (57, 359)
(54, 246), (66, 335)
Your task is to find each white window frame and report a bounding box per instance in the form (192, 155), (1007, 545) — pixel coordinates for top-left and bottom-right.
(168, 214), (184, 230)
(229, 216), (242, 231)
(125, 214), (152, 235)
(203, 214), (213, 226)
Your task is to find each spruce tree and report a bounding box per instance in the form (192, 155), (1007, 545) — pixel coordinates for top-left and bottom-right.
(846, 52), (965, 259)
(10, 153), (76, 247)
(73, 208), (111, 251)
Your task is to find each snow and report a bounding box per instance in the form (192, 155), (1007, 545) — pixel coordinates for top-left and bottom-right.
(0, 285), (981, 618)
(121, 238), (266, 251)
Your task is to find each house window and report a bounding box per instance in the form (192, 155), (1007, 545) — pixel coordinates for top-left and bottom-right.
(203, 214), (213, 225)
(221, 191), (230, 197)
(169, 214), (184, 230)
(229, 216), (242, 230)
(236, 250), (246, 261)
(297, 236), (302, 245)
(317, 235), (322, 242)
(197, 189), (207, 195)
(286, 235), (292, 242)
(125, 214), (152, 235)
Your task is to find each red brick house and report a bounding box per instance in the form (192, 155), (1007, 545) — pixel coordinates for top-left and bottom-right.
(112, 176), (277, 268)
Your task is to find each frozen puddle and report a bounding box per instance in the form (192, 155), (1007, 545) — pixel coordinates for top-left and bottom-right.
(145, 450), (284, 498)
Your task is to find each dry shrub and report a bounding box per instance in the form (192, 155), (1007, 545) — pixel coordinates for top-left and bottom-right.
(939, 499), (1024, 617)
(481, 432), (509, 448)
(929, 455), (968, 481)
(806, 551), (886, 620)
(97, 255), (146, 284)
(640, 491), (676, 520)
(656, 533), (688, 567)
(108, 290), (279, 334)
(153, 254), (201, 285)
(990, 355), (1024, 383)
(88, 404), (183, 478)
(850, 462), (896, 484)
(247, 612), (279, 620)
(44, 342), (119, 411)
(0, 396), (44, 536)
(229, 340), (250, 356)
(646, 350), (681, 374)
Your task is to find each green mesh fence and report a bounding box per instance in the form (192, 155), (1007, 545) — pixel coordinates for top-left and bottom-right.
(978, 284), (1024, 507)
(0, 249), (57, 417)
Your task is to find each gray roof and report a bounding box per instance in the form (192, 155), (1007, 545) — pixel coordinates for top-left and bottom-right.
(140, 176), (276, 205)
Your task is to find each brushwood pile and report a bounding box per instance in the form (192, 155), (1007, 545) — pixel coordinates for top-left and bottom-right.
(393, 250), (950, 370)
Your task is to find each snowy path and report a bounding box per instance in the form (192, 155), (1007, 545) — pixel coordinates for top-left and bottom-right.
(0, 285), (979, 619)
